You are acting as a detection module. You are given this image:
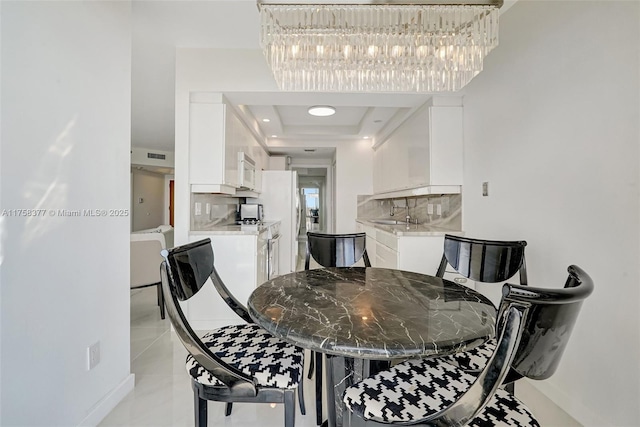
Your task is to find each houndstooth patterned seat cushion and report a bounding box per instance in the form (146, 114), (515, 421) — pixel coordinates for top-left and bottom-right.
(438, 338), (497, 372)
(186, 323), (303, 389)
(343, 358), (539, 426)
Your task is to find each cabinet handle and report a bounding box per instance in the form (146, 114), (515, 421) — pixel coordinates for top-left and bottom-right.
(453, 277), (467, 284)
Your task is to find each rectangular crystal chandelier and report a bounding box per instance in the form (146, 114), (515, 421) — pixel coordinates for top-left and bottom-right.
(258, 0), (502, 92)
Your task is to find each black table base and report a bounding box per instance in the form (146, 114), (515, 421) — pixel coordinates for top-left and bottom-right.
(324, 356), (391, 427)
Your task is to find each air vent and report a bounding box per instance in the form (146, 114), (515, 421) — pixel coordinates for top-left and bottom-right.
(304, 149), (316, 152)
(147, 152), (166, 160)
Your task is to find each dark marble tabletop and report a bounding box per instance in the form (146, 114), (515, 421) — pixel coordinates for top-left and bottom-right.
(248, 267), (496, 359)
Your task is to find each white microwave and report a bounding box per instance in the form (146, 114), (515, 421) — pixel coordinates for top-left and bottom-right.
(238, 151), (256, 190)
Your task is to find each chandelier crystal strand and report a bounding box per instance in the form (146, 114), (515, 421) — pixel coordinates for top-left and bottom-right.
(259, 4), (499, 92)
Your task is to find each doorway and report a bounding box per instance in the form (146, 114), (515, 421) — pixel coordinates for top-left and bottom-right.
(169, 179), (174, 227)
(294, 168), (330, 239)
(301, 185), (322, 234)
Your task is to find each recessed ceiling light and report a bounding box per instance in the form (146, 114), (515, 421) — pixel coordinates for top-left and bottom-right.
(308, 105), (336, 117)
(363, 136), (369, 139)
(271, 135), (278, 138)
(262, 118), (271, 122)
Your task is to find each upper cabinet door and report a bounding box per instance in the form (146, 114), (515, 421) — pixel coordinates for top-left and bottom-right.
(428, 107), (463, 186)
(372, 100), (463, 197)
(189, 93), (266, 194)
(189, 101), (227, 187)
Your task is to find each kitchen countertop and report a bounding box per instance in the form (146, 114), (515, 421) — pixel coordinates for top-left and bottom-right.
(190, 220), (280, 236)
(356, 218), (463, 236)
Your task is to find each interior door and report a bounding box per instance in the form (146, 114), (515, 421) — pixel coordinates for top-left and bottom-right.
(169, 179), (174, 226)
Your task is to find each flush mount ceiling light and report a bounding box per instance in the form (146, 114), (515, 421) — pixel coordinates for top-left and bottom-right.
(257, 0), (502, 92)
(308, 105), (336, 116)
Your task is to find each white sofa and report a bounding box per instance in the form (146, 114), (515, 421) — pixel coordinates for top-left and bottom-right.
(130, 225), (174, 318)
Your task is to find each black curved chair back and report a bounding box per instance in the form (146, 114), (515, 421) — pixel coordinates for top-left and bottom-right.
(305, 232), (371, 269)
(420, 264), (593, 425)
(160, 239), (256, 394)
(436, 234), (528, 285)
(164, 237), (252, 323)
(503, 264), (594, 382)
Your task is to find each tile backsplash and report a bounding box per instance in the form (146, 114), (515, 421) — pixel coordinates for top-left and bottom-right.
(357, 194), (462, 230)
(191, 193), (239, 230)
(192, 192), (461, 231)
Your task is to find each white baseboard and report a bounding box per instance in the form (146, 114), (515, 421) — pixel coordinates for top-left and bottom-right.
(78, 374), (135, 427)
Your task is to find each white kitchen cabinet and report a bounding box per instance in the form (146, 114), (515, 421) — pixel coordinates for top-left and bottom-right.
(186, 231), (268, 329)
(189, 93), (265, 194)
(356, 222), (377, 266)
(256, 233), (269, 286)
(369, 228), (445, 274)
(375, 240), (398, 269)
(373, 99), (463, 196)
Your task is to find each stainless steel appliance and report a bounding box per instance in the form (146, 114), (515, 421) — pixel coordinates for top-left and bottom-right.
(240, 204), (263, 224)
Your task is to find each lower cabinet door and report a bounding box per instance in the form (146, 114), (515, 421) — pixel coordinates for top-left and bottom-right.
(375, 241), (398, 269)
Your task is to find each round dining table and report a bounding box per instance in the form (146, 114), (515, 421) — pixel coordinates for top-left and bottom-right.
(247, 267), (497, 427)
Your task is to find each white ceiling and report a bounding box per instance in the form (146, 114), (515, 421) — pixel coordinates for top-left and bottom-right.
(131, 1), (518, 159)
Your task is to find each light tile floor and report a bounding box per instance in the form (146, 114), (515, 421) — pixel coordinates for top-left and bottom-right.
(101, 287), (319, 427)
(102, 251), (581, 427)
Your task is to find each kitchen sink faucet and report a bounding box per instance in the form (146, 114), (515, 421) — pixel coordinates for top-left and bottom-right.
(389, 198), (412, 224)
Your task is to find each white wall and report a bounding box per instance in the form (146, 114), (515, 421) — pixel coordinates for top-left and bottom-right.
(462, 2), (639, 425)
(1, 2), (133, 425)
(131, 169), (165, 231)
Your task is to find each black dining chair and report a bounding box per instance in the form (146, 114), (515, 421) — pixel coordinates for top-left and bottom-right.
(343, 265), (593, 426)
(160, 238), (304, 427)
(436, 234), (528, 286)
(305, 231), (371, 425)
(305, 231), (371, 270)
(435, 234), (528, 376)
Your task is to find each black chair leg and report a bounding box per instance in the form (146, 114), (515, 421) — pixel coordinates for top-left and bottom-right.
(284, 388), (296, 427)
(297, 383), (306, 415)
(194, 392), (207, 427)
(225, 402), (233, 416)
(157, 284), (165, 319)
(315, 352), (323, 426)
(307, 350), (315, 380)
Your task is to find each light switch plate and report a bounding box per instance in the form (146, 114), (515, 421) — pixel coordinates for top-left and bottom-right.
(427, 204), (434, 215)
(88, 341), (100, 370)
(194, 202), (202, 216)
